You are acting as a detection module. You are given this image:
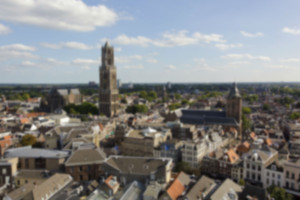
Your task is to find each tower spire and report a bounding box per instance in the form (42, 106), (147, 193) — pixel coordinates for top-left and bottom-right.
(228, 82), (241, 98)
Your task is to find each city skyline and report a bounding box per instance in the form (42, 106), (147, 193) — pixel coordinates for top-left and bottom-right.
(1, 0), (300, 83)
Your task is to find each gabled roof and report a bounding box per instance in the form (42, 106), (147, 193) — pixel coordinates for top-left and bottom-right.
(4, 146), (69, 159)
(65, 147), (106, 166)
(209, 178), (242, 200)
(186, 175), (216, 200)
(104, 156), (172, 175)
(226, 149), (240, 164)
(180, 109), (239, 126)
(167, 172), (191, 200)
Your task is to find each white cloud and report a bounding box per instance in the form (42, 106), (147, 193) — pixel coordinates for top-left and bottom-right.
(123, 65), (144, 69)
(215, 43), (243, 50)
(240, 31), (264, 38)
(280, 58), (300, 63)
(166, 65), (176, 70)
(0, 51), (37, 60)
(229, 61), (250, 65)
(0, 44), (36, 51)
(222, 53), (271, 61)
(46, 58), (67, 65)
(146, 58), (158, 63)
(282, 27), (300, 35)
(115, 55), (156, 64)
(108, 35), (152, 47)
(0, 0), (119, 32)
(80, 66), (91, 70)
(72, 58), (99, 65)
(0, 23), (11, 34)
(106, 30), (225, 47)
(41, 42), (93, 50)
(115, 47), (122, 52)
(21, 61), (37, 67)
(0, 44), (37, 60)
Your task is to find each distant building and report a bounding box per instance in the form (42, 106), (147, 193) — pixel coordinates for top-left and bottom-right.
(180, 82), (242, 136)
(40, 88), (82, 113)
(88, 81), (97, 87)
(167, 82), (172, 89)
(117, 79), (122, 88)
(226, 82), (242, 135)
(99, 42), (119, 117)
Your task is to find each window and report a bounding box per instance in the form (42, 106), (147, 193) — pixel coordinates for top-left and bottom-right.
(286, 171), (289, 178)
(272, 173), (275, 178)
(25, 159), (29, 168)
(292, 173), (295, 179)
(286, 182), (289, 188)
(247, 163), (250, 168)
(252, 165), (256, 170)
(278, 174), (281, 179)
(267, 179), (269, 184)
(258, 174), (261, 181)
(258, 166), (261, 171)
(291, 182), (294, 190)
(2, 168), (6, 174)
(247, 172), (250, 179)
(252, 173), (255, 180)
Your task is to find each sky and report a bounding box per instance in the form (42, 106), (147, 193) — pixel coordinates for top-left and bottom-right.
(1, 0), (300, 83)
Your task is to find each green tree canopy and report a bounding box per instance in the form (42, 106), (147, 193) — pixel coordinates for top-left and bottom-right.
(20, 134), (37, 146)
(64, 102), (98, 115)
(174, 161), (192, 174)
(267, 185), (292, 200)
(262, 103), (270, 111)
(126, 104), (148, 114)
(242, 107), (252, 114)
(289, 112), (300, 120)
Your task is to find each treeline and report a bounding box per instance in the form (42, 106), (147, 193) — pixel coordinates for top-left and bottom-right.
(64, 102), (98, 115)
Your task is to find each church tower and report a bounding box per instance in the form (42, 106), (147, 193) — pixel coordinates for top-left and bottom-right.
(99, 42), (119, 117)
(226, 82), (242, 133)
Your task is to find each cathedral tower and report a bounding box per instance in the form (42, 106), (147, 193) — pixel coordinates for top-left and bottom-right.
(226, 82), (242, 133)
(99, 42), (119, 117)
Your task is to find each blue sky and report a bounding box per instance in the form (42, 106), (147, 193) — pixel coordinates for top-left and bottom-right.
(1, 0), (300, 83)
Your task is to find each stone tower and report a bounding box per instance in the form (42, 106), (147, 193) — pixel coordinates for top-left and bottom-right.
(226, 82), (242, 133)
(99, 42), (119, 117)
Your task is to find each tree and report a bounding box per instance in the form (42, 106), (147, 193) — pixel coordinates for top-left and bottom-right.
(139, 91), (148, 99)
(147, 91), (157, 100)
(242, 107), (252, 114)
(20, 134), (37, 146)
(126, 104), (148, 114)
(267, 185), (292, 200)
(262, 103), (270, 111)
(174, 93), (181, 100)
(64, 102), (98, 115)
(168, 103), (181, 111)
(238, 178), (245, 186)
(181, 99), (189, 105)
(289, 112), (300, 120)
(242, 114), (251, 132)
(174, 161), (192, 174)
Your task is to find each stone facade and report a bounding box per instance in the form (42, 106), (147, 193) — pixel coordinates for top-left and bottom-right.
(99, 42), (119, 117)
(41, 88), (82, 113)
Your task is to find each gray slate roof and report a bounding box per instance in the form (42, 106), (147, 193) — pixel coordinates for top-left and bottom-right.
(4, 146), (69, 159)
(186, 175), (216, 200)
(105, 156), (172, 175)
(65, 147), (106, 166)
(180, 109), (239, 126)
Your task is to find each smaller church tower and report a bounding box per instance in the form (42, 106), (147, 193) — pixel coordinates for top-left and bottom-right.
(99, 42), (119, 117)
(226, 82), (242, 134)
